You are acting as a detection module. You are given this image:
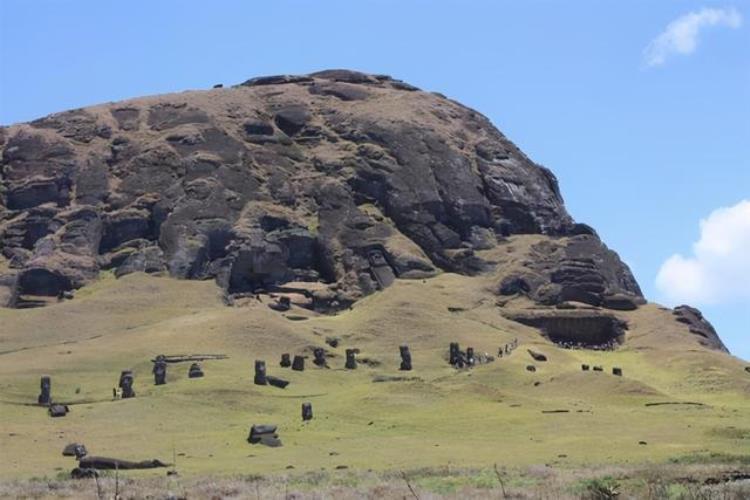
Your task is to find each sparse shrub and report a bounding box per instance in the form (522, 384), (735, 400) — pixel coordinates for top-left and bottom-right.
(577, 476), (621, 499)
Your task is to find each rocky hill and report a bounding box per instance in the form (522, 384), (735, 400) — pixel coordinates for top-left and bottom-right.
(0, 69), (726, 351)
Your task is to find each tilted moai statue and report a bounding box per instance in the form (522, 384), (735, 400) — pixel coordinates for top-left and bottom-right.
(292, 355), (305, 371)
(120, 372), (135, 399)
(153, 359), (167, 385)
(280, 353), (291, 368)
(301, 402), (313, 421)
(449, 343), (460, 366)
(313, 348), (327, 368)
(345, 349), (357, 369)
(399, 345), (412, 371)
(188, 362), (204, 378)
(38, 376), (51, 405)
(466, 347), (476, 367)
(254, 360), (268, 385)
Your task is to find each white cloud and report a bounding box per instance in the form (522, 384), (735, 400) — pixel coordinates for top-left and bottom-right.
(643, 7), (743, 67)
(656, 200), (750, 305)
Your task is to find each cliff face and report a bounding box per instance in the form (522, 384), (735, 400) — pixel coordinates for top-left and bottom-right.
(0, 69), (724, 350)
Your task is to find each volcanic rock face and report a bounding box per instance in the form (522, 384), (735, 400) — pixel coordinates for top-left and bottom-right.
(0, 68), (721, 350)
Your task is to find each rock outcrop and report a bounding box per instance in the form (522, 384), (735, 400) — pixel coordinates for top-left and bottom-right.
(0, 69), (727, 351)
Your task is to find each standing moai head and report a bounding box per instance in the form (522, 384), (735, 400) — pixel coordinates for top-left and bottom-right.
(280, 353), (291, 368)
(153, 360), (167, 385)
(582, 364), (590, 371)
(466, 347), (476, 366)
(119, 370), (133, 388)
(449, 342), (460, 365)
(292, 355), (305, 371)
(301, 402), (313, 421)
(188, 362), (204, 378)
(120, 373), (135, 399)
(313, 348), (327, 368)
(38, 376), (51, 405)
(345, 349), (357, 370)
(399, 345), (412, 371)
(254, 360), (268, 385)
(612, 367), (623, 376)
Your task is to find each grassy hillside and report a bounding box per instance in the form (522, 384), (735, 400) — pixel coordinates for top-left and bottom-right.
(0, 246), (749, 481)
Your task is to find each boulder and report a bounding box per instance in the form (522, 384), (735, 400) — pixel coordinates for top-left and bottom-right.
(48, 404), (69, 417)
(267, 376), (289, 389)
(247, 424), (282, 447)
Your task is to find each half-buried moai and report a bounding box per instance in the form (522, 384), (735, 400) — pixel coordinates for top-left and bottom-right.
(120, 372), (135, 399)
(612, 367), (623, 376)
(38, 376), (51, 405)
(280, 353), (291, 368)
(399, 345), (412, 371)
(301, 402), (313, 421)
(449, 343), (460, 366)
(153, 358), (167, 385)
(313, 348), (328, 368)
(188, 362), (204, 378)
(582, 364), (590, 371)
(466, 347), (476, 367)
(345, 349), (357, 369)
(292, 355), (305, 371)
(254, 360), (268, 385)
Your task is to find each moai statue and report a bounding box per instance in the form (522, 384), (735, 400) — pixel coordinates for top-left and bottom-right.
(582, 364), (590, 371)
(466, 347), (476, 367)
(313, 348), (327, 368)
(592, 365), (603, 372)
(188, 363), (204, 378)
(269, 296), (291, 312)
(497, 348), (504, 358)
(345, 349), (357, 370)
(301, 402), (313, 421)
(399, 345), (412, 371)
(254, 360), (268, 385)
(292, 355), (305, 371)
(38, 376), (51, 405)
(612, 367), (623, 376)
(120, 373), (135, 399)
(280, 353), (291, 368)
(449, 343), (460, 366)
(526, 365), (536, 372)
(505, 344), (511, 355)
(153, 359), (167, 385)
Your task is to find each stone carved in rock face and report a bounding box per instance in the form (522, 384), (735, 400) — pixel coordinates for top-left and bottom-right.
(399, 345), (412, 371)
(254, 360), (267, 385)
(38, 376), (51, 405)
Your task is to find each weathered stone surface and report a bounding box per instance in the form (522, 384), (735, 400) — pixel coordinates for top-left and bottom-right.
(1, 69), (726, 350)
(672, 305), (728, 352)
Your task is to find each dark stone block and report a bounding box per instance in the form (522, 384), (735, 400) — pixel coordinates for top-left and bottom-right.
(280, 353), (291, 367)
(267, 376), (289, 389)
(248, 424), (282, 447)
(62, 443), (87, 458)
(582, 364), (590, 371)
(345, 349), (357, 369)
(302, 402), (313, 421)
(254, 360), (267, 385)
(612, 367), (623, 376)
(526, 365), (537, 372)
(188, 362), (204, 378)
(49, 404), (69, 417)
(292, 355), (305, 371)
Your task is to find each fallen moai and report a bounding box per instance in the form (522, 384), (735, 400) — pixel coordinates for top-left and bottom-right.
(149, 354), (228, 364)
(267, 375), (290, 388)
(527, 349), (548, 362)
(399, 345), (412, 371)
(247, 424), (282, 447)
(78, 456), (170, 470)
(254, 360), (267, 385)
(593, 366), (604, 372)
(62, 443), (88, 458)
(48, 404), (69, 417)
(526, 365), (537, 372)
(302, 402), (313, 421)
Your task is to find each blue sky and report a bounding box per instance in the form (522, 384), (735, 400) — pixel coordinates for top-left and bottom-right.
(1, 1), (748, 359)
